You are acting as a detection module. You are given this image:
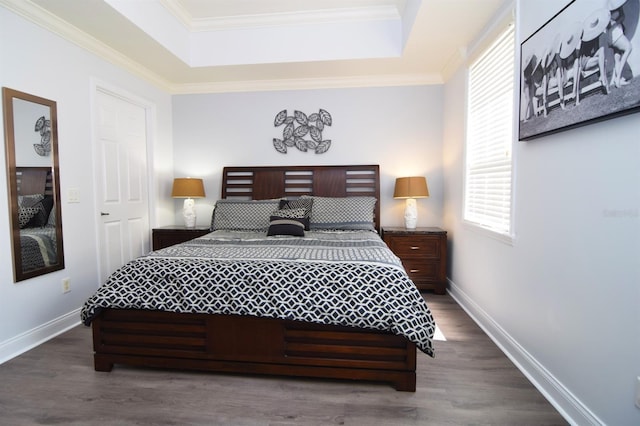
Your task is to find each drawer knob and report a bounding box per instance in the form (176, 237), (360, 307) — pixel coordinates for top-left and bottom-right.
(410, 246), (420, 250)
(410, 269), (420, 273)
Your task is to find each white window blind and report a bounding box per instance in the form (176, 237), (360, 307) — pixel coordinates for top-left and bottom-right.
(464, 25), (515, 236)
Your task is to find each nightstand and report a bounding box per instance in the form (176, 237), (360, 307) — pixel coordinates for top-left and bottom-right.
(152, 226), (211, 250)
(382, 227), (447, 294)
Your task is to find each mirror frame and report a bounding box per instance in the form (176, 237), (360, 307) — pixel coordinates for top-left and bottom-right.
(3, 87), (65, 282)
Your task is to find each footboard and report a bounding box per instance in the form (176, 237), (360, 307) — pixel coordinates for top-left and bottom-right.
(92, 309), (417, 391)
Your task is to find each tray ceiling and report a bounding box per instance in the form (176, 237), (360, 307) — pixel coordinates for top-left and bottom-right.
(6, 0), (505, 93)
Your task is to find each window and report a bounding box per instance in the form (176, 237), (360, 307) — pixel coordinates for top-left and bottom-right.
(464, 24), (515, 238)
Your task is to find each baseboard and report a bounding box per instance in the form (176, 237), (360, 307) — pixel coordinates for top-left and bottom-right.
(0, 308), (81, 365)
(447, 280), (604, 426)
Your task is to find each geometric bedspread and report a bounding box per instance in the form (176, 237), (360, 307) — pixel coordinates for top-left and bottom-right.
(81, 230), (436, 356)
(20, 226), (58, 272)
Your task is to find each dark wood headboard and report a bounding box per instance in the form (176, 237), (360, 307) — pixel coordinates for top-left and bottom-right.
(16, 167), (53, 196)
(222, 165), (381, 231)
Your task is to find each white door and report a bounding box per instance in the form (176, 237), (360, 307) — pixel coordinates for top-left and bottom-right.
(94, 88), (150, 283)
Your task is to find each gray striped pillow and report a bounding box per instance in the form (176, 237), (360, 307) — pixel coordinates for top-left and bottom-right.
(301, 196), (376, 231)
(211, 199), (282, 231)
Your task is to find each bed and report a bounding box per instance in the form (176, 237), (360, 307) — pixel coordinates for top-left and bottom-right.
(15, 167), (58, 273)
(82, 165), (436, 391)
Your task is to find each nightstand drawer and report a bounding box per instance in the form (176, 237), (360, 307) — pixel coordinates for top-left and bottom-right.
(386, 235), (441, 258)
(382, 227), (447, 294)
(402, 259), (439, 283)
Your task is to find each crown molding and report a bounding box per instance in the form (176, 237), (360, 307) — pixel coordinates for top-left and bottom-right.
(1, 0), (172, 92)
(159, 0), (400, 32)
(192, 6), (399, 31)
(2, 0), (442, 95)
(441, 47), (467, 82)
(441, 1), (514, 83)
(157, 0), (192, 28)
(170, 73), (442, 95)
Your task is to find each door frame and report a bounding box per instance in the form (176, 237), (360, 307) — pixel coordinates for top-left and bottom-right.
(90, 79), (156, 282)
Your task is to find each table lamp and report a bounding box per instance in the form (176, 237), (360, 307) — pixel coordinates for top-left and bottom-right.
(171, 177), (205, 228)
(393, 176), (429, 229)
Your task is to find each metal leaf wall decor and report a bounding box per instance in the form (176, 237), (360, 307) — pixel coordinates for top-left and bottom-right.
(273, 109), (332, 154)
(33, 115), (51, 156)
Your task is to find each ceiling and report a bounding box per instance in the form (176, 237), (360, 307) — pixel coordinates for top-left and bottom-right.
(7, 0), (506, 94)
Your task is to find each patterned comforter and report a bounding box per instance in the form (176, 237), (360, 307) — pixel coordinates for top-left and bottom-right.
(81, 230), (436, 356)
(21, 226), (57, 272)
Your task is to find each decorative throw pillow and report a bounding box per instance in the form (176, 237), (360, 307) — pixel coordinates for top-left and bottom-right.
(18, 194), (45, 207)
(210, 199), (282, 231)
(26, 195), (54, 228)
(47, 206), (56, 227)
(18, 205), (42, 228)
(279, 198), (313, 230)
(300, 195), (376, 231)
(267, 208), (307, 236)
(17, 194), (45, 228)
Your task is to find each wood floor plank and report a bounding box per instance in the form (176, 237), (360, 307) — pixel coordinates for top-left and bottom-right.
(0, 294), (567, 425)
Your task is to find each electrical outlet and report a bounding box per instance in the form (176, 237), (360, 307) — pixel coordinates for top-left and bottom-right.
(636, 376), (640, 409)
(61, 278), (71, 294)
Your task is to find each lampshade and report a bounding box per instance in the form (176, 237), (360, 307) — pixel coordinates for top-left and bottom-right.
(171, 178), (205, 198)
(393, 176), (429, 199)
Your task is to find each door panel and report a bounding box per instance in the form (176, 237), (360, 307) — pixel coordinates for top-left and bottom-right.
(128, 217), (145, 260)
(95, 89), (150, 283)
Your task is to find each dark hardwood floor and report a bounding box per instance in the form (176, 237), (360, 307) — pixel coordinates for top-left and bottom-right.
(0, 294), (567, 425)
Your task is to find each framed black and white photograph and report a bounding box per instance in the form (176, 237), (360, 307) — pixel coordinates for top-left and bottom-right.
(519, 0), (640, 141)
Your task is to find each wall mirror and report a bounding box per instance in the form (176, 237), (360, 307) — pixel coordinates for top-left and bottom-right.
(3, 87), (64, 282)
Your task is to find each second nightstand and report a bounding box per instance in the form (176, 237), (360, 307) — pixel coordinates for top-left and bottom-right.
(382, 227), (447, 294)
(152, 226), (211, 250)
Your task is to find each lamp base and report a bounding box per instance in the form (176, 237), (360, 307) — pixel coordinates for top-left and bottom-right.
(404, 198), (417, 229)
(183, 198), (196, 228)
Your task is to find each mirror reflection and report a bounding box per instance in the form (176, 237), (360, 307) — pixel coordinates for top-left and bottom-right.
(3, 87), (64, 282)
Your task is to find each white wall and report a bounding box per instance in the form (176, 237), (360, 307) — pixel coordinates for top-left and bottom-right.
(443, 1), (640, 425)
(0, 7), (174, 361)
(172, 86), (445, 229)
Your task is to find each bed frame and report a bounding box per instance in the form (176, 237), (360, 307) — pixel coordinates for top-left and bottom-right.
(16, 166), (54, 196)
(91, 165), (418, 391)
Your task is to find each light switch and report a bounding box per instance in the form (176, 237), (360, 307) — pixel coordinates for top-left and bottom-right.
(68, 188), (80, 203)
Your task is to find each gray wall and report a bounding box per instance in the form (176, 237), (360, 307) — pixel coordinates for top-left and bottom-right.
(171, 86), (445, 229)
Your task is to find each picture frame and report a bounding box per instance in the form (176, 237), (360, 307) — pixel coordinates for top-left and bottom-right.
(519, 0), (640, 141)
